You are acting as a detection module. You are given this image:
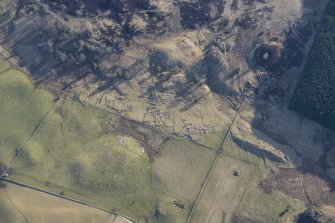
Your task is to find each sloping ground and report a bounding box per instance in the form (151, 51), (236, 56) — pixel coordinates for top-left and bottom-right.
(0, 182), (131, 223)
(0, 63), (56, 167)
(0, 0), (313, 143)
(0, 0), (331, 179)
(0, 58), (190, 222)
(0, 0), (335, 223)
(236, 187), (305, 223)
(264, 165), (335, 207)
(8, 98), (189, 222)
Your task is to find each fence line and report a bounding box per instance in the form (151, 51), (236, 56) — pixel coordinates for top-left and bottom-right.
(0, 98), (60, 178)
(0, 178), (137, 223)
(185, 97), (245, 223)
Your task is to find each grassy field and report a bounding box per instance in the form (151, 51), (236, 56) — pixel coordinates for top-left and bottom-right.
(0, 55), (303, 223)
(220, 132), (306, 223)
(0, 182), (131, 223)
(0, 57), (189, 222)
(188, 154), (257, 223)
(236, 187), (305, 223)
(8, 99), (188, 222)
(152, 138), (217, 203)
(0, 63), (56, 167)
(0, 58), (10, 73)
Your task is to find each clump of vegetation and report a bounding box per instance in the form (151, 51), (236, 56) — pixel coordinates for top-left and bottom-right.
(295, 206), (324, 223)
(290, 0), (335, 130)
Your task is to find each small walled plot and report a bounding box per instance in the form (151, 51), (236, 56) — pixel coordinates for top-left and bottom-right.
(188, 155), (256, 223)
(152, 138), (216, 203)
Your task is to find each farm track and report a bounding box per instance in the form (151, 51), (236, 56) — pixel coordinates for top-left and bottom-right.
(186, 96), (246, 223)
(0, 178), (137, 223)
(3, 187), (31, 223)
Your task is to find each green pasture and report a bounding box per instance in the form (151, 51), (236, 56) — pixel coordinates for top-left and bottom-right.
(0, 63), (56, 167)
(236, 187), (305, 223)
(152, 138), (217, 203)
(9, 99), (188, 222)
